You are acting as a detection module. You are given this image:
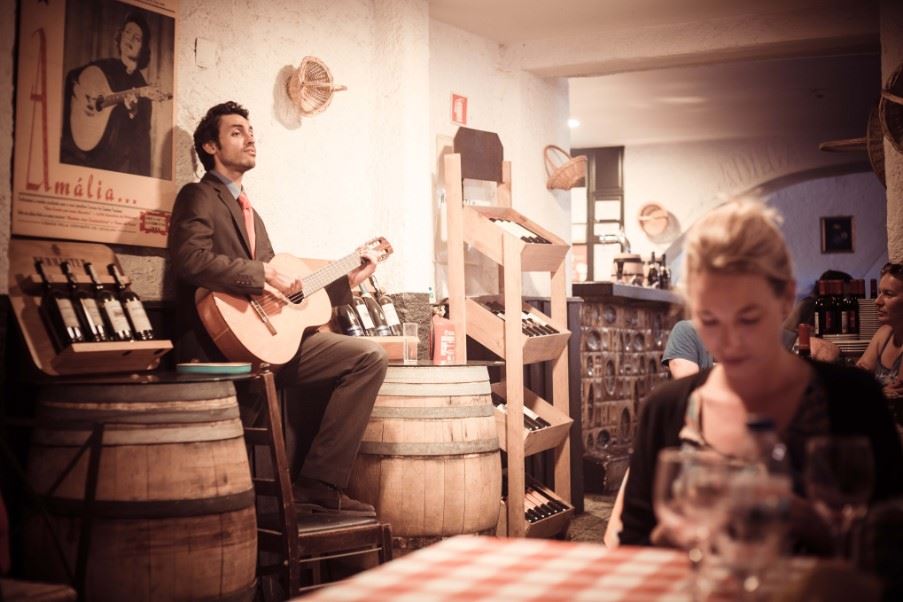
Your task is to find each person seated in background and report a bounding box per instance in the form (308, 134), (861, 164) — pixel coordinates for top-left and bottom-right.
(662, 314), (839, 379)
(619, 200), (903, 550)
(857, 263), (903, 401)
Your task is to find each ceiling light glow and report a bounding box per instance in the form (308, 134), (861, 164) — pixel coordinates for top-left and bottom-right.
(568, 118), (581, 128)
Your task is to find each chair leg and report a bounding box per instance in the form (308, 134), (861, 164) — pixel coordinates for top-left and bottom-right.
(254, 370), (302, 597)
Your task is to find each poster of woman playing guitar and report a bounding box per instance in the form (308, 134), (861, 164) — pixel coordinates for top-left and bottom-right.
(13, 0), (178, 248)
(59, 0), (174, 180)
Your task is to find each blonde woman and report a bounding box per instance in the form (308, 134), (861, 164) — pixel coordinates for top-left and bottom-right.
(619, 200), (903, 549)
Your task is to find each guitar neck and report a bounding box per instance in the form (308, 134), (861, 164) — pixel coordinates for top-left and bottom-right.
(101, 86), (158, 107)
(300, 252), (362, 297)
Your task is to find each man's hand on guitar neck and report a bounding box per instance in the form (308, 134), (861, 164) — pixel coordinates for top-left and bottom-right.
(264, 262), (303, 298)
(348, 249), (379, 288)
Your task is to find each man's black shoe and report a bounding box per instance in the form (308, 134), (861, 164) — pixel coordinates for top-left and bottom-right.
(292, 478), (376, 517)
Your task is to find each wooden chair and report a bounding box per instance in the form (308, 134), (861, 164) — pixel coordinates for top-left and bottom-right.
(241, 371), (392, 600)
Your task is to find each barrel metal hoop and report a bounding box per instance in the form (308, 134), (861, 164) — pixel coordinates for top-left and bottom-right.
(35, 406), (241, 426)
(369, 405), (494, 419)
(377, 382), (491, 396)
(38, 383), (237, 404)
(38, 489), (256, 518)
(383, 365), (489, 384)
(358, 438), (499, 456)
(32, 419), (245, 446)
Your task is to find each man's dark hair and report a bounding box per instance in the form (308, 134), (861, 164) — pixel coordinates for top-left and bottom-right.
(116, 12), (152, 70)
(193, 101), (250, 171)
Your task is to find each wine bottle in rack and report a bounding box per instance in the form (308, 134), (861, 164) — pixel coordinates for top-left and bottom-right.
(359, 285), (392, 336)
(61, 261), (108, 342)
(490, 392), (551, 431)
(488, 218), (551, 244)
(333, 305), (365, 336)
(351, 289), (377, 335)
(86, 262), (133, 341)
(369, 275), (402, 335)
(109, 264), (155, 340)
(35, 260), (85, 349)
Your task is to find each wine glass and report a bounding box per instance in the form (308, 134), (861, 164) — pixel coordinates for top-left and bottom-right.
(713, 471), (792, 599)
(653, 448), (732, 599)
(805, 435), (874, 559)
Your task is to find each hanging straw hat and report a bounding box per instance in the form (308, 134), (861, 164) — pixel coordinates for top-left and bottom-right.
(286, 56), (347, 117)
(866, 103), (886, 187)
(879, 61), (903, 154)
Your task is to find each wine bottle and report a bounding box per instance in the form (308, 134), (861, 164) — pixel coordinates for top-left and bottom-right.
(658, 253), (671, 290)
(813, 280), (834, 336)
(61, 261), (108, 342)
(646, 252), (659, 288)
(86, 262), (133, 341)
(333, 304), (365, 336)
(351, 289), (377, 335)
(797, 323), (811, 358)
(369, 275), (402, 335)
(35, 260), (85, 349)
(109, 264), (154, 340)
(359, 285), (392, 336)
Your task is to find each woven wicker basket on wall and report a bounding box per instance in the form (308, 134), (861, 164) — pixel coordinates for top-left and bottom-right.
(544, 145), (587, 190)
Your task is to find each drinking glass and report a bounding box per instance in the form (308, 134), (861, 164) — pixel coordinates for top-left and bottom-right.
(402, 322), (418, 364)
(713, 471), (791, 598)
(653, 448), (732, 600)
(805, 435), (874, 558)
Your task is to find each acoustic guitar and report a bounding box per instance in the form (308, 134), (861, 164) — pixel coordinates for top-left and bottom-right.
(69, 65), (173, 152)
(195, 237), (393, 366)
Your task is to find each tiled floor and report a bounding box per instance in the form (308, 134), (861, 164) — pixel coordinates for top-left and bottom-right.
(565, 493), (615, 543)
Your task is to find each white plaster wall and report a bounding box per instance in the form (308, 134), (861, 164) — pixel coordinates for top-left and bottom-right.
(882, 0), (903, 262)
(769, 172), (887, 295)
(177, 0), (430, 294)
(429, 19), (571, 299)
(622, 135), (886, 293)
(0, 0), (14, 294)
(621, 134), (873, 280)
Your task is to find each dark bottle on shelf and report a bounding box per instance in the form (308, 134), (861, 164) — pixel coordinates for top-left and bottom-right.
(86, 262), (133, 341)
(359, 285), (392, 336)
(658, 253), (671, 290)
(61, 261), (108, 342)
(110, 264), (154, 340)
(797, 323), (811, 358)
(870, 278), (878, 299)
(842, 281), (859, 336)
(369, 275), (402, 335)
(646, 252), (659, 288)
(351, 289), (377, 335)
(35, 260), (85, 349)
(333, 304), (365, 336)
(813, 280), (835, 336)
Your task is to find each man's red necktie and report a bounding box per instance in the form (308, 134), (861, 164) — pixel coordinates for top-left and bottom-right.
(238, 191), (256, 258)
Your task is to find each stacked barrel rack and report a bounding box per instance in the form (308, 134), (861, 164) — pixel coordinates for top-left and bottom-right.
(444, 128), (574, 537)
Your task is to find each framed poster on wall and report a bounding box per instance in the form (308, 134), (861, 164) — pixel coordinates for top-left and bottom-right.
(13, 0), (178, 248)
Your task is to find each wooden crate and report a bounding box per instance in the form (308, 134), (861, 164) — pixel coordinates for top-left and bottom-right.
(9, 238), (172, 375)
(491, 382), (572, 456)
(462, 206), (569, 273)
(496, 480), (574, 539)
(465, 296), (570, 365)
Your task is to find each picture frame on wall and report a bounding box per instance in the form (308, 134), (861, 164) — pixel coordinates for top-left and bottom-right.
(12, 0), (179, 248)
(820, 215), (854, 254)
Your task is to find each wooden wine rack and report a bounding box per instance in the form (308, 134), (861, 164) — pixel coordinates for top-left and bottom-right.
(444, 127), (573, 538)
(8, 238), (172, 375)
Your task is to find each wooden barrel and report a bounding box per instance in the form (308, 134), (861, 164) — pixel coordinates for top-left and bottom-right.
(24, 381), (256, 601)
(348, 365), (501, 538)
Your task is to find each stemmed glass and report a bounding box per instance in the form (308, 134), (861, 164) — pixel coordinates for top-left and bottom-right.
(713, 471), (791, 599)
(653, 448), (731, 600)
(804, 435), (874, 559)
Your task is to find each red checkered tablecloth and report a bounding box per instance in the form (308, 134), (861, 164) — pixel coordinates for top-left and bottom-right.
(303, 535), (816, 601)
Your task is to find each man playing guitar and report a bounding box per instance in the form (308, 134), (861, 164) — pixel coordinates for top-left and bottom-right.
(168, 101), (387, 516)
